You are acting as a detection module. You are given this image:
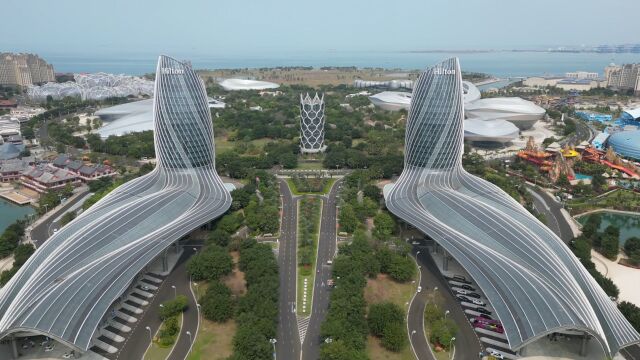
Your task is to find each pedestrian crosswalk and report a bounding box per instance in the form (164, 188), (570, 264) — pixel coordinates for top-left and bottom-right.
(297, 316), (310, 344)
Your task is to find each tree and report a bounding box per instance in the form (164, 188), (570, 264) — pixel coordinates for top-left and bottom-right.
(373, 212), (395, 240)
(201, 281), (234, 322)
(600, 225), (620, 259)
(619, 301), (640, 332)
(13, 244), (35, 267)
(624, 237), (640, 265)
(381, 322), (407, 352)
(59, 211), (76, 227)
(338, 204), (358, 233)
(429, 319), (457, 350)
(385, 254), (416, 282)
(187, 245), (233, 281)
(424, 302), (443, 324)
(582, 214), (601, 243)
(556, 174), (570, 188)
(159, 295), (188, 320)
(367, 302), (404, 337)
(320, 340), (368, 360)
(208, 229), (231, 247)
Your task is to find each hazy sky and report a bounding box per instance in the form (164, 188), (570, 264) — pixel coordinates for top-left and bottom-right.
(2, 0), (638, 56)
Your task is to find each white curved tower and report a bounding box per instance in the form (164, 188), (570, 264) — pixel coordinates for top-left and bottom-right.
(300, 93), (327, 153)
(0, 55), (232, 354)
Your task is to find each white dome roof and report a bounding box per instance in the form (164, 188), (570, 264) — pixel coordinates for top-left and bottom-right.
(465, 97), (545, 129)
(368, 91), (412, 111)
(464, 118), (519, 143)
(219, 79), (279, 90)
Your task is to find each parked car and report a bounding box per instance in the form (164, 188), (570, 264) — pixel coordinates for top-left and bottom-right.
(486, 324), (505, 334)
(456, 295), (470, 302)
(140, 285), (151, 291)
(459, 284), (475, 291)
(455, 289), (470, 295)
(489, 349), (504, 359)
(471, 298), (485, 306)
(466, 292), (481, 299)
(44, 344), (55, 352)
(417, 286), (422, 293)
(452, 275), (472, 284)
(478, 313), (493, 320)
(475, 307), (492, 315)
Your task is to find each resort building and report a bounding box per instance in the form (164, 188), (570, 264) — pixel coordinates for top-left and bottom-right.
(20, 164), (80, 193)
(385, 58), (640, 359)
(300, 93), (327, 153)
(0, 53), (55, 87)
(0, 55), (232, 357)
(50, 155), (117, 183)
(605, 63), (640, 94)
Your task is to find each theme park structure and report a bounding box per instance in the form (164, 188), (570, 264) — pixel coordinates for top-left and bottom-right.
(582, 147), (640, 179)
(518, 136), (640, 182)
(517, 137), (575, 182)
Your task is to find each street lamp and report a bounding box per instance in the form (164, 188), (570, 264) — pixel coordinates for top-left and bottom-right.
(171, 285), (176, 298)
(444, 310), (450, 319)
(269, 338), (277, 360)
(145, 326), (152, 343)
(449, 337), (456, 360)
(186, 331), (192, 354)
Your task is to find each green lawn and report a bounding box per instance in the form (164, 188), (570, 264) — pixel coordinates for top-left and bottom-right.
(297, 161), (325, 170)
(287, 177), (336, 195)
(568, 189), (640, 215)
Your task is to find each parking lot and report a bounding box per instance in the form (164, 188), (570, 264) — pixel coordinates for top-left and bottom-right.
(418, 240), (518, 359)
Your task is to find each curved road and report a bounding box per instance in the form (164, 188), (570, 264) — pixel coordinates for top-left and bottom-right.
(409, 247), (481, 360)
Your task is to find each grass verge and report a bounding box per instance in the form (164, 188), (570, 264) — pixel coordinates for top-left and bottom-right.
(287, 177), (336, 195)
(143, 315), (183, 360)
(186, 319), (236, 360)
(296, 196), (322, 316)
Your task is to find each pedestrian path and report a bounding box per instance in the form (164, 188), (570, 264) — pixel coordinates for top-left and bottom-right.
(296, 316), (310, 344)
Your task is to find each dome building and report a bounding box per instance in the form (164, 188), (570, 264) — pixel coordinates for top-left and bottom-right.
(608, 130), (640, 160)
(463, 118), (519, 143)
(465, 97), (546, 130)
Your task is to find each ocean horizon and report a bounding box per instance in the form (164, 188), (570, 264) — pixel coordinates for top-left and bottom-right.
(41, 50), (640, 79)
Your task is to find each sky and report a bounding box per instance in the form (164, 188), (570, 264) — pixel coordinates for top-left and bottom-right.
(2, 0), (639, 57)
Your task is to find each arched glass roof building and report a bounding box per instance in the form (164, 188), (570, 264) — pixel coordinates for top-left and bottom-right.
(0, 55), (232, 353)
(608, 130), (640, 160)
(386, 58), (640, 358)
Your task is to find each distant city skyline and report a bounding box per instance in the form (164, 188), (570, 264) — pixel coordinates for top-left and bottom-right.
(1, 0), (639, 56)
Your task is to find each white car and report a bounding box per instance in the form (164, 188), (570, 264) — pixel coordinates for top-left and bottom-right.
(455, 289), (470, 295)
(53, 228), (59, 233)
(417, 286), (422, 293)
(45, 344), (55, 352)
(471, 298), (485, 306)
(489, 349), (504, 359)
(62, 353), (74, 359)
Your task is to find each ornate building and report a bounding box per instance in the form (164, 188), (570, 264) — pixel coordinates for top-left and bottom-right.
(300, 93), (327, 153)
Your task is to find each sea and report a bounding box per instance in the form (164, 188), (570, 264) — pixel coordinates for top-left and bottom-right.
(42, 51), (640, 78)
(0, 198), (34, 234)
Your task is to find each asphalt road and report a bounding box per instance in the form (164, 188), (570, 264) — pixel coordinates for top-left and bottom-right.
(276, 180), (301, 360)
(412, 247), (482, 360)
(301, 179), (341, 360)
(526, 185), (574, 242)
(29, 189), (90, 248)
(116, 247), (199, 360)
